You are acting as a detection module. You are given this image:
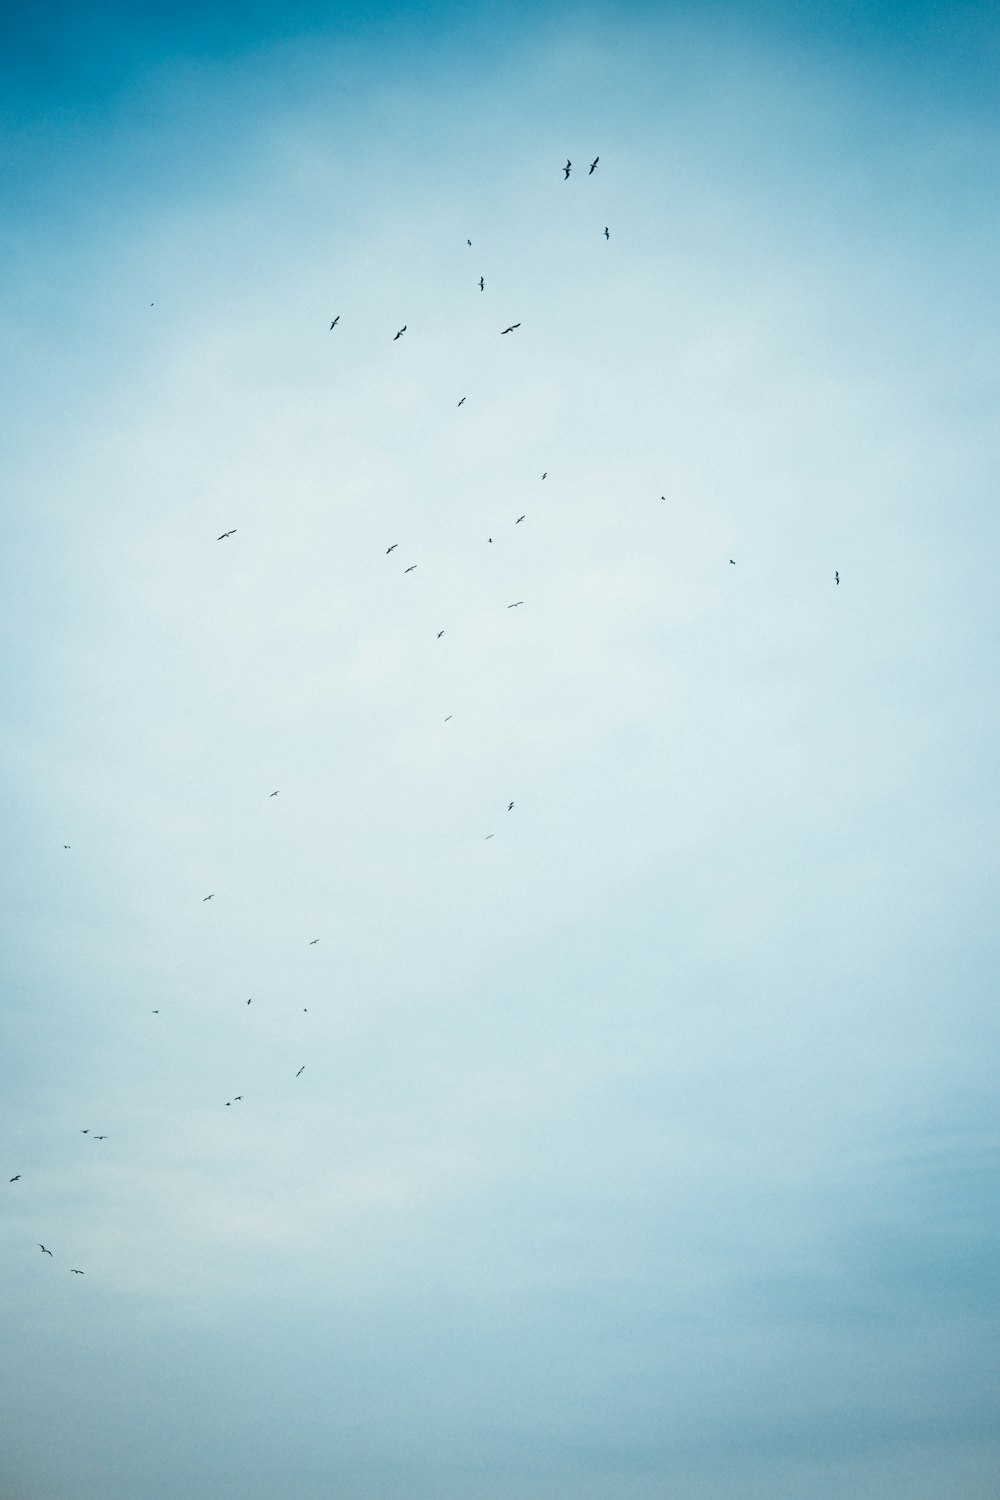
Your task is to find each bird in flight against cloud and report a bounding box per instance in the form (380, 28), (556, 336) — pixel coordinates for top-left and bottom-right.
(457, 396), (466, 406)
(9, 1175), (20, 1182)
(247, 998), (252, 1005)
(467, 239), (472, 246)
(63, 844), (70, 848)
(729, 559), (735, 565)
(386, 543), (398, 553)
(604, 226), (609, 239)
(515, 515), (525, 523)
(507, 600), (524, 608)
(444, 715), (452, 722)
(563, 159), (571, 179)
(270, 790), (279, 797)
(329, 316), (340, 329)
(500, 323), (521, 334)
(38, 1245), (53, 1256)
(217, 530), (237, 540)
(835, 571), (840, 584)
(393, 325), (406, 340)
(589, 156), (599, 173)
(437, 630), (444, 638)
(541, 471), (547, 479)
(70, 1269), (85, 1274)
(479, 277), (484, 290)
(404, 564), (417, 573)
(308, 939), (319, 945)
(508, 802), (514, 811)
(93, 1135), (108, 1141)
(296, 1066), (305, 1078)
(202, 894), (214, 901)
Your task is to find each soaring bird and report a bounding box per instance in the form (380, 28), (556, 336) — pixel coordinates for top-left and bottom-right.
(203, 894), (214, 901)
(835, 571), (840, 584)
(515, 515), (525, 523)
(386, 543), (398, 553)
(329, 316), (340, 329)
(604, 226), (609, 239)
(500, 323), (521, 334)
(479, 277), (484, 290)
(729, 559), (735, 565)
(70, 1269), (85, 1274)
(80, 1130), (89, 1134)
(563, 159), (571, 179)
(63, 844), (70, 849)
(444, 715), (453, 722)
(437, 630), (445, 638)
(485, 834), (495, 840)
(217, 530), (237, 540)
(508, 802), (514, 811)
(9, 1175), (20, 1182)
(404, 565), (417, 573)
(247, 998), (252, 1004)
(270, 790), (280, 797)
(457, 396), (466, 406)
(541, 472), (547, 479)
(38, 1245), (53, 1256)
(151, 1009), (159, 1013)
(393, 325), (407, 340)
(309, 939), (319, 945)
(507, 601), (524, 609)
(295, 1066), (305, 1078)
(467, 239), (472, 245)
(589, 156), (599, 173)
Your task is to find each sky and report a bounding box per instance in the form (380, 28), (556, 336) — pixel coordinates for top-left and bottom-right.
(1, 2), (998, 1497)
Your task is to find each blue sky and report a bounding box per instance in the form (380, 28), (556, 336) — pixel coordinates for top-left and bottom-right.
(2, 3), (998, 1497)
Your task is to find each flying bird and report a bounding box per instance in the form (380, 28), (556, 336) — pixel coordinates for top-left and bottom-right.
(9, 1175), (20, 1182)
(541, 472), (547, 479)
(479, 277), (484, 290)
(202, 894), (214, 901)
(467, 239), (472, 245)
(309, 939), (319, 945)
(295, 1066), (305, 1078)
(604, 226), (609, 239)
(151, 1009), (159, 1013)
(500, 323), (521, 334)
(508, 802), (514, 811)
(393, 325), (406, 340)
(70, 1269), (85, 1274)
(38, 1245), (53, 1256)
(515, 515), (525, 523)
(729, 559), (735, 565)
(457, 396), (466, 406)
(404, 565), (417, 573)
(270, 790), (280, 797)
(589, 156), (599, 173)
(485, 834), (495, 840)
(437, 630), (444, 638)
(563, 160), (571, 179)
(80, 1130), (89, 1134)
(93, 1136), (107, 1140)
(444, 715), (453, 722)
(386, 543), (398, 553)
(217, 530), (237, 540)
(507, 601), (524, 608)
(835, 571), (840, 584)
(63, 844), (70, 848)
(329, 316), (340, 329)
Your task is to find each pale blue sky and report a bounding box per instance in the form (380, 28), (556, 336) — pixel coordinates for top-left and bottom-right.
(2, 3), (998, 1497)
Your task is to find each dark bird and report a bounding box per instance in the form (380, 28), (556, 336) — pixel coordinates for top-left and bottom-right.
(729, 559), (735, 565)
(225, 1101), (231, 1106)
(467, 239), (472, 246)
(63, 844), (71, 849)
(479, 277), (484, 290)
(485, 834), (495, 840)
(93, 1136), (107, 1140)
(80, 1130), (89, 1135)
(604, 226), (609, 239)
(541, 471), (547, 479)
(9, 1175), (20, 1182)
(393, 325), (406, 340)
(234, 1096), (241, 1101)
(444, 715), (453, 722)
(296, 1066), (305, 1078)
(835, 571), (840, 584)
(247, 998), (252, 1005)
(515, 515), (525, 523)
(563, 159), (571, 179)
(508, 802), (514, 811)
(38, 1245), (53, 1256)
(70, 1269), (85, 1274)
(404, 564), (417, 573)
(437, 630), (444, 638)
(152, 1009), (159, 1013)
(329, 316), (340, 329)
(202, 894), (214, 901)
(270, 790), (280, 797)
(309, 939), (319, 945)
(457, 396), (466, 406)
(500, 323), (521, 334)
(386, 543), (398, 553)
(589, 156), (599, 173)
(507, 601), (524, 608)
(217, 530), (237, 540)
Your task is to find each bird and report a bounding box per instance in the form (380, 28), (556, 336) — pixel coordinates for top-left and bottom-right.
(508, 802), (514, 811)
(404, 565), (417, 573)
(247, 998), (252, 1005)
(225, 1101), (231, 1106)
(93, 1136), (107, 1141)
(479, 277), (484, 290)
(393, 325), (406, 340)
(563, 159), (571, 179)
(202, 894), (214, 902)
(541, 472), (547, 479)
(386, 543), (398, 553)
(309, 939), (319, 945)
(70, 1269), (85, 1274)
(515, 515), (525, 523)
(38, 1245), (53, 1256)
(63, 844), (70, 849)
(729, 559), (735, 565)
(500, 323), (521, 334)
(151, 1009), (159, 1013)
(270, 790), (280, 797)
(217, 530), (237, 540)
(9, 1175), (20, 1182)
(234, 1096), (241, 1101)
(457, 396), (466, 406)
(444, 715), (453, 722)
(329, 316), (340, 329)
(80, 1130), (89, 1135)
(507, 601), (524, 609)
(295, 1066), (305, 1078)
(437, 630), (444, 638)
(467, 239), (472, 245)
(589, 156), (599, 173)
(485, 834), (495, 840)
(604, 226), (609, 239)
(835, 571), (840, 584)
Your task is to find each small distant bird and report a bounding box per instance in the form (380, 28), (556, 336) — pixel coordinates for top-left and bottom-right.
(437, 630), (444, 638)
(515, 515), (525, 523)
(604, 227), (609, 239)
(234, 1096), (241, 1101)
(202, 894), (214, 902)
(63, 844), (70, 849)
(404, 565), (417, 573)
(217, 530), (237, 540)
(467, 239), (472, 246)
(270, 790), (279, 797)
(485, 834), (495, 840)
(309, 939), (319, 945)
(93, 1136), (107, 1141)
(488, 537), (492, 543)
(589, 157), (599, 173)
(661, 495), (666, 501)
(393, 325), (406, 340)
(225, 1101), (231, 1107)
(70, 1269), (85, 1274)
(479, 277), (484, 290)
(444, 715), (453, 722)
(729, 559), (735, 565)
(500, 323), (521, 334)
(457, 396), (466, 406)
(38, 1245), (53, 1256)
(9, 1175), (20, 1182)
(835, 571), (840, 584)
(329, 316), (340, 329)
(152, 1009), (159, 1013)
(80, 1130), (89, 1135)
(508, 802), (514, 811)
(295, 1066), (305, 1078)
(507, 601), (524, 609)
(563, 159), (571, 179)
(541, 472), (547, 479)
(386, 543), (398, 553)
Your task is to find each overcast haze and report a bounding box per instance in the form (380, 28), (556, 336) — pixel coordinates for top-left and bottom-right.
(2, 3), (998, 1497)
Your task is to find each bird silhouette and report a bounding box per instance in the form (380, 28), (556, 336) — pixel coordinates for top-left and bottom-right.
(541, 472), (547, 479)
(296, 1066), (305, 1078)
(508, 802), (514, 811)
(457, 396), (466, 406)
(467, 239), (472, 246)
(437, 630), (445, 638)
(386, 543), (398, 553)
(63, 844), (70, 849)
(393, 325), (406, 340)
(151, 1009), (159, 1013)
(500, 323), (521, 334)
(516, 515), (525, 523)
(563, 159), (571, 179)
(485, 834), (495, 840)
(70, 1269), (85, 1274)
(270, 790), (280, 797)
(80, 1130), (89, 1134)
(309, 939), (319, 945)
(604, 226), (609, 239)
(404, 565), (417, 573)
(247, 998), (252, 1004)
(9, 1175), (20, 1182)
(835, 571), (840, 584)
(589, 156), (599, 173)
(203, 894), (214, 901)
(38, 1245), (53, 1256)
(729, 559), (735, 565)
(217, 530), (237, 540)
(479, 277), (484, 290)
(329, 316), (340, 329)
(93, 1135), (107, 1140)
(444, 715), (453, 722)
(507, 601), (524, 609)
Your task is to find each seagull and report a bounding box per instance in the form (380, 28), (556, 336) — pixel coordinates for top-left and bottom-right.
(508, 802), (514, 811)
(80, 1130), (89, 1134)
(563, 159), (571, 179)
(835, 571), (840, 584)
(589, 156), (599, 173)
(217, 530), (237, 540)
(202, 894), (214, 901)
(393, 325), (406, 340)
(234, 1096), (241, 1101)
(309, 939), (319, 945)
(467, 239), (472, 246)
(604, 226), (609, 239)
(270, 790), (280, 797)
(93, 1136), (108, 1141)
(38, 1245), (53, 1256)
(295, 1066), (305, 1078)
(507, 601), (524, 609)
(500, 323), (521, 334)
(515, 515), (525, 523)
(70, 1269), (85, 1274)
(9, 1175), (20, 1182)
(404, 565), (417, 573)
(541, 472), (547, 479)
(329, 316), (340, 329)
(479, 277), (484, 290)
(457, 396), (466, 406)
(485, 834), (495, 840)
(729, 559), (735, 565)
(63, 844), (70, 849)
(386, 543), (398, 553)
(444, 715), (453, 722)
(152, 1009), (159, 1013)
(437, 630), (445, 638)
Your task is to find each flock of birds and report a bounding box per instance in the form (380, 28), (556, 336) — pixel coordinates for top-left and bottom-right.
(13, 153), (842, 1278)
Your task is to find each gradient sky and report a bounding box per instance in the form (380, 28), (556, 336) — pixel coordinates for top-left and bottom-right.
(2, 3), (998, 1498)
